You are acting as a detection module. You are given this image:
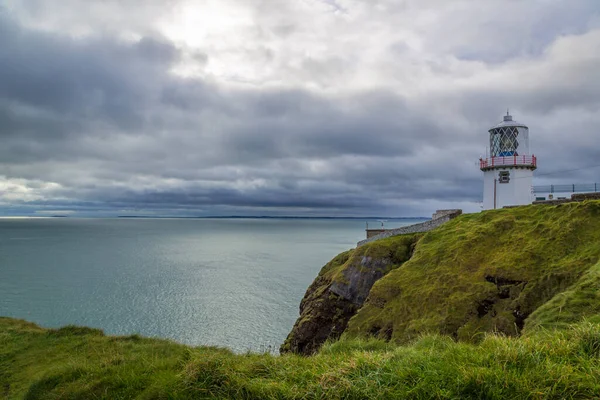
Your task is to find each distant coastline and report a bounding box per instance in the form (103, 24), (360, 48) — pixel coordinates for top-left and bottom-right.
(116, 215), (431, 220)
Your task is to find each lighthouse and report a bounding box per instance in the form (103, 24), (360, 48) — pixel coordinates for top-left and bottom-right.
(480, 112), (537, 210)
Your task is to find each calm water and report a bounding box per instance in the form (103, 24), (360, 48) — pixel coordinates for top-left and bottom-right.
(0, 217), (419, 352)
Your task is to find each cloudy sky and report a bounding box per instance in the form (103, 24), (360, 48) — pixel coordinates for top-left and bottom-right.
(0, 0), (599, 217)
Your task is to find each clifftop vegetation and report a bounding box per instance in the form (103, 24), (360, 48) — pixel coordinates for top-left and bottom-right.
(348, 201), (600, 342)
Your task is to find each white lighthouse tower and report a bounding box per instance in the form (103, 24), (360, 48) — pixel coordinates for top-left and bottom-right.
(480, 112), (537, 210)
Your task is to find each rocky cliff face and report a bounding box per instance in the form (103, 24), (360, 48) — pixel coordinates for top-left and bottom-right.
(280, 234), (421, 354)
(283, 201), (600, 355)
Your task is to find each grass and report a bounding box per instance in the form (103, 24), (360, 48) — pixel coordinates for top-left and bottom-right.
(2, 317), (600, 399)
(525, 259), (600, 331)
(0, 319), (189, 399)
(344, 201), (600, 342)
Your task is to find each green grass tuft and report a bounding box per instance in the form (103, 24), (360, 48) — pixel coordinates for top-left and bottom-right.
(46, 325), (105, 337)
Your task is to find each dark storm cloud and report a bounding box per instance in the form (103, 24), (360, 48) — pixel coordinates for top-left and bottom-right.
(0, 10), (185, 167)
(0, 9), (426, 214)
(1, 1), (599, 216)
(0, 19), (180, 131)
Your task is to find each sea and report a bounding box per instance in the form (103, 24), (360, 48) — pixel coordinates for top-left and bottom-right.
(0, 217), (422, 352)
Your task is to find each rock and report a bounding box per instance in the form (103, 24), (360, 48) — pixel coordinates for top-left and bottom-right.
(281, 234), (420, 355)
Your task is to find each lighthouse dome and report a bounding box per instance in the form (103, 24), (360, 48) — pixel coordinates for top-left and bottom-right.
(489, 113), (528, 131)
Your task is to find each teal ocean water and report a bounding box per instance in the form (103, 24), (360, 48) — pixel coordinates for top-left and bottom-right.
(0, 217), (420, 352)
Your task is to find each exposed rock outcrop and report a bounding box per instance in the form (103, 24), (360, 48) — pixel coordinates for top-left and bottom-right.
(280, 234), (420, 355)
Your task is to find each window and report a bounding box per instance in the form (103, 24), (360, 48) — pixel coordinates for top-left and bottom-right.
(499, 171), (510, 184)
(490, 127), (519, 157)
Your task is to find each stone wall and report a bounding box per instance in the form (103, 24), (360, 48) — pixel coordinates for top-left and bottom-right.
(531, 199), (572, 206)
(357, 209), (462, 247)
(531, 192), (600, 206)
(432, 209), (463, 220)
(572, 192), (600, 201)
(366, 229), (386, 238)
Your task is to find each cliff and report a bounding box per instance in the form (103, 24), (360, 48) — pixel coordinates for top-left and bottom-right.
(280, 234), (421, 354)
(282, 201), (600, 355)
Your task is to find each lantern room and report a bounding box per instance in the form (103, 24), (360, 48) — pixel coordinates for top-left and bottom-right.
(489, 112), (530, 157)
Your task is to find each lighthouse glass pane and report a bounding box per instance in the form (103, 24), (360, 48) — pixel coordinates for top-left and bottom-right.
(490, 127), (519, 157)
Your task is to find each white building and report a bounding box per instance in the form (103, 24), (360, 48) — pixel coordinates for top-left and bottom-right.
(480, 112), (537, 210)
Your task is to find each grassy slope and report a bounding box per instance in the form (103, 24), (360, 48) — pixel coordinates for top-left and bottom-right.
(346, 201), (600, 342)
(2, 317), (600, 399)
(525, 259), (600, 331)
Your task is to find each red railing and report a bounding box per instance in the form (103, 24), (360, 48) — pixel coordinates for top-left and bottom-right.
(479, 155), (536, 170)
